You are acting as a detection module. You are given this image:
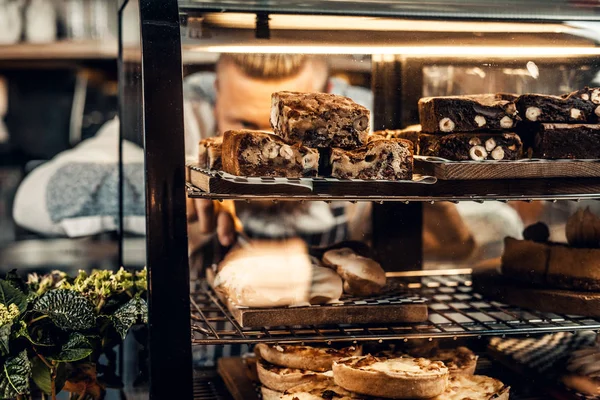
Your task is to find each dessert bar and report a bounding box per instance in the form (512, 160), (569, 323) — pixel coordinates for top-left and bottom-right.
(516, 92), (598, 123)
(221, 129), (319, 177)
(562, 86), (600, 105)
(533, 123), (600, 159)
(370, 125), (421, 153)
(270, 91), (370, 148)
(421, 132), (523, 161)
(418, 94), (519, 133)
(197, 136), (223, 170)
(330, 138), (413, 180)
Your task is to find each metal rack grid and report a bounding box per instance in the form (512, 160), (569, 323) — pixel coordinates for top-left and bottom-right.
(191, 272), (600, 345)
(193, 369), (234, 400)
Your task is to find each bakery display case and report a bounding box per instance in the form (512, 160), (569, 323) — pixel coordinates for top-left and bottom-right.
(119, 0), (600, 399)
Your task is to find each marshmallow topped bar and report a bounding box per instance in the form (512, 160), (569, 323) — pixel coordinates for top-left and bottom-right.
(419, 94), (519, 134)
(221, 129), (319, 177)
(270, 91), (370, 148)
(330, 139), (413, 180)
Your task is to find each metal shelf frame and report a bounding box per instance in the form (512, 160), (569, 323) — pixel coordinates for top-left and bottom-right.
(191, 272), (600, 346)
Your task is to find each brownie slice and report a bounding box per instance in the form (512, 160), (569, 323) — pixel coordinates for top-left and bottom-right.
(330, 139), (413, 180)
(270, 91), (370, 148)
(534, 123), (600, 159)
(221, 130), (319, 177)
(418, 94), (518, 134)
(370, 125), (421, 153)
(562, 86), (600, 105)
(516, 93), (598, 123)
(421, 132), (523, 161)
(198, 136), (223, 170)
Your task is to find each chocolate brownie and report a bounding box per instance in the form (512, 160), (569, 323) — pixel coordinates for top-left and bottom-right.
(534, 123), (600, 159)
(516, 93), (598, 123)
(198, 136), (223, 169)
(270, 91), (370, 148)
(330, 139), (413, 180)
(421, 132), (523, 161)
(562, 86), (600, 105)
(418, 94), (519, 134)
(221, 130), (319, 177)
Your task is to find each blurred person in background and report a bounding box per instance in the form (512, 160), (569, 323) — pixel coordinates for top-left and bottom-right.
(13, 53), (523, 266)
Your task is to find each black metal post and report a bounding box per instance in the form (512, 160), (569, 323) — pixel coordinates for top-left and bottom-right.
(371, 55), (423, 271)
(137, 0), (193, 398)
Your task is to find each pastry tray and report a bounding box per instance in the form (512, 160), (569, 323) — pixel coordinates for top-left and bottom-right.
(186, 163), (436, 196)
(488, 331), (599, 400)
(415, 156), (600, 180)
(200, 277), (429, 328)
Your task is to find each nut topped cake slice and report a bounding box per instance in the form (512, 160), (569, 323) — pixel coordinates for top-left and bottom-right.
(565, 86), (600, 105)
(516, 93), (598, 123)
(418, 94), (519, 134)
(421, 132), (523, 161)
(221, 129), (319, 177)
(271, 91), (370, 148)
(330, 139), (413, 180)
(333, 355), (449, 398)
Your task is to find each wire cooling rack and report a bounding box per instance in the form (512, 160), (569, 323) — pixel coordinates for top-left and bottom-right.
(190, 272), (600, 345)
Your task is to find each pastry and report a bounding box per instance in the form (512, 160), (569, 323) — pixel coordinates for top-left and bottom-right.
(333, 355), (449, 399)
(428, 347), (478, 376)
(213, 239), (343, 308)
(533, 123), (600, 159)
(261, 379), (360, 400)
(432, 375), (510, 400)
(221, 129), (319, 177)
(271, 91), (370, 148)
(257, 359), (332, 392)
(418, 94), (518, 134)
(565, 86), (600, 106)
(197, 136), (223, 169)
(330, 139), (413, 180)
(322, 248), (386, 296)
(255, 344), (362, 372)
(517, 93), (598, 123)
(547, 245), (600, 291)
(420, 132), (523, 161)
(562, 344), (600, 396)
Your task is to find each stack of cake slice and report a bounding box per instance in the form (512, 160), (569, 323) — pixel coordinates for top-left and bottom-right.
(517, 87), (600, 159)
(414, 94), (524, 161)
(218, 91), (414, 180)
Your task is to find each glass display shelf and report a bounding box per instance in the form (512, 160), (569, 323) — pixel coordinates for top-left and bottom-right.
(190, 271), (600, 345)
(179, 0), (600, 21)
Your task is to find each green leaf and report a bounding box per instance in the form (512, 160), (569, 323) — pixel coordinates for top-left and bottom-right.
(31, 357), (67, 396)
(48, 333), (93, 363)
(111, 297), (148, 339)
(0, 281), (27, 313)
(0, 350), (31, 397)
(0, 324), (11, 356)
(33, 290), (96, 331)
(16, 322), (54, 348)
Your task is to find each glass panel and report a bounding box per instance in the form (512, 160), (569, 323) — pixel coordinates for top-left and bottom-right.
(180, 0), (600, 21)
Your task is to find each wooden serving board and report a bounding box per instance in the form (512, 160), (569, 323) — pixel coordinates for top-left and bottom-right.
(472, 267), (600, 317)
(210, 280), (428, 328)
(217, 357), (260, 400)
(416, 157), (600, 180)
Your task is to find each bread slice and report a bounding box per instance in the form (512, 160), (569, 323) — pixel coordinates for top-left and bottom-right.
(322, 248), (386, 296)
(429, 347), (478, 376)
(432, 374), (509, 400)
(255, 344), (362, 372)
(257, 359), (332, 392)
(221, 129), (319, 178)
(333, 355), (449, 398)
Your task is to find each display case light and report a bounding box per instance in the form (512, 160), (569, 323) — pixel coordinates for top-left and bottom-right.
(190, 45), (600, 57)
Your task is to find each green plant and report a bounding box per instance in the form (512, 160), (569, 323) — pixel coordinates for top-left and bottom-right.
(0, 267), (147, 400)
